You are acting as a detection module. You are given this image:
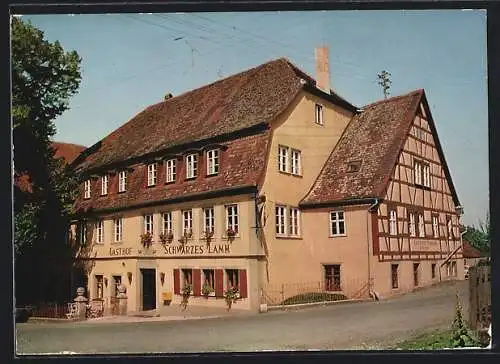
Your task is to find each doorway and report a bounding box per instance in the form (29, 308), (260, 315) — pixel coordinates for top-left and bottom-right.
(141, 269), (156, 311)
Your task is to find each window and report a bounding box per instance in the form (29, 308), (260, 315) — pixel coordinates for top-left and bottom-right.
(225, 204), (239, 234)
(144, 214), (154, 235)
(330, 211), (345, 236)
(423, 164), (431, 188)
(203, 207), (215, 234)
(432, 215), (439, 238)
(162, 212), (172, 234)
(182, 269), (193, 287)
(275, 205), (287, 235)
(165, 159), (176, 183)
(347, 161), (361, 173)
(451, 261), (457, 276)
(418, 213), (425, 237)
(186, 154), (198, 179)
(147, 163), (157, 186)
(96, 220), (104, 244)
(291, 149), (301, 175)
(446, 216), (453, 239)
(408, 212), (416, 237)
(389, 209), (397, 235)
(101, 175), (108, 195)
(289, 207), (300, 236)
(431, 263), (436, 279)
(414, 161), (422, 185)
(226, 269), (239, 290)
(278, 146), (289, 173)
(202, 269), (215, 293)
(315, 103), (324, 125)
(182, 210), (193, 236)
(95, 275), (103, 299)
(206, 149), (219, 176)
(118, 171), (127, 192)
(324, 265), (341, 291)
(112, 275), (122, 297)
(79, 222), (87, 245)
(391, 264), (399, 289)
(114, 218), (123, 242)
(413, 263), (420, 286)
(84, 180), (91, 199)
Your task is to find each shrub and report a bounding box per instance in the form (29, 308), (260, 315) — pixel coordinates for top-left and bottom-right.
(451, 292), (480, 348)
(280, 292), (347, 305)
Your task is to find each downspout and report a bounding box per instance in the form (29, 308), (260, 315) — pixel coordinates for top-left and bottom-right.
(367, 198), (380, 299)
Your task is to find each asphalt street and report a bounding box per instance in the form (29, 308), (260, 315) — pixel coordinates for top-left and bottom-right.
(16, 280), (468, 354)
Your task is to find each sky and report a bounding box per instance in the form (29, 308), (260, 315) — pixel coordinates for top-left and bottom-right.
(18, 10), (488, 226)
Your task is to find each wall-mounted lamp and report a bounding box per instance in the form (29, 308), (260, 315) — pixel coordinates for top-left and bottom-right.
(104, 277), (108, 287)
(160, 272), (165, 286)
(127, 272), (133, 285)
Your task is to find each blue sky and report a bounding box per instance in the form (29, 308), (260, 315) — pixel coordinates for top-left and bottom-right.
(19, 10), (488, 226)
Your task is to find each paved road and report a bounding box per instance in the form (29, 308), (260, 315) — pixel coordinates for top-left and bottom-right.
(16, 280), (468, 354)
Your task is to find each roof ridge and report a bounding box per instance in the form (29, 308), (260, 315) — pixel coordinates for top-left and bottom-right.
(361, 89), (424, 109)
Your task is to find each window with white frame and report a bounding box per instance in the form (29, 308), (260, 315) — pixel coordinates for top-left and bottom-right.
(79, 222), (87, 245)
(186, 154), (198, 179)
(182, 210), (193, 236)
(330, 211), (345, 236)
(423, 164), (431, 188)
(101, 175), (108, 195)
(414, 161), (422, 185)
(162, 212), (172, 234)
(409, 212), (416, 237)
(447, 216), (453, 239)
(206, 149), (219, 176)
(114, 218), (122, 242)
(96, 220), (104, 244)
(147, 163), (157, 186)
(291, 149), (302, 175)
(226, 269), (239, 290)
(275, 205), (287, 235)
(203, 207), (215, 234)
(289, 207), (300, 236)
(432, 215), (439, 238)
(165, 159), (176, 183)
(278, 146), (289, 173)
(389, 209), (397, 235)
(84, 180), (91, 199)
(182, 269), (193, 287)
(118, 171), (127, 192)
(315, 103), (324, 125)
(144, 214), (154, 235)
(225, 204), (239, 234)
(418, 213), (425, 237)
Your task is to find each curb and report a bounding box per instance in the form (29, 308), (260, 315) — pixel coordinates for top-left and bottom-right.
(265, 298), (371, 311)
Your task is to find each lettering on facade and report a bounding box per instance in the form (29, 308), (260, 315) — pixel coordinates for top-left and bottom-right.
(412, 240), (438, 252)
(162, 244), (231, 255)
(109, 247), (133, 256)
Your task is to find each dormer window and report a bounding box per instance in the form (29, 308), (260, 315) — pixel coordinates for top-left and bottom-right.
(147, 163), (157, 186)
(347, 161), (361, 173)
(101, 174), (108, 195)
(186, 154), (198, 179)
(165, 158), (176, 183)
(84, 180), (91, 199)
(315, 104), (324, 125)
(118, 171), (127, 192)
(207, 149), (219, 176)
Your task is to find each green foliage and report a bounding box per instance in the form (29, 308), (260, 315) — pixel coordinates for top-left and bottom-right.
(393, 329), (455, 350)
(377, 70), (392, 99)
(463, 215), (490, 256)
(451, 292), (480, 348)
(280, 292), (347, 305)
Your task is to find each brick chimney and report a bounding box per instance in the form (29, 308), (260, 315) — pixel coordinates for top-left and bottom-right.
(315, 46), (330, 93)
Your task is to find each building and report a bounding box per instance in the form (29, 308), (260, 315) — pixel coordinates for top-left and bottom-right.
(69, 47), (464, 313)
(462, 240), (484, 269)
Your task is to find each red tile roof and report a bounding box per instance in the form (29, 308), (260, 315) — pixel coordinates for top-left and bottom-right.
(74, 58), (356, 173)
(462, 240), (482, 258)
(301, 89), (461, 207)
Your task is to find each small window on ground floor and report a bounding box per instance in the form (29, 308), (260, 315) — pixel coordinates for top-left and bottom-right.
(202, 269), (215, 293)
(324, 264), (341, 291)
(431, 263), (436, 279)
(112, 275), (122, 297)
(451, 261), (457, 277)
(182, 269), (193, 288)
(95, 275), (103, 299)
(391, 264), (399, 289)
(413, 263), (420, 286)
(226, 269), (239, 291)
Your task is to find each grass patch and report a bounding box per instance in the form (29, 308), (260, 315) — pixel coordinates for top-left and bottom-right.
(392, 329), (455, 350)
(280, 292), (347, 305)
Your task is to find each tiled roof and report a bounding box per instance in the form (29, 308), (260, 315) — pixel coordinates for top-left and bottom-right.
(74, 58), (356, 173)
(301, 90), (424, 206)
(462, 240), (482, 258)
(73, 132), (270, 213)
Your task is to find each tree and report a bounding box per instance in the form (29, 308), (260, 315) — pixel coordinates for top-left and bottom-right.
(463, 215), (490, 256)
(12, 17), (82, 304)
(377, 70), (392, 99)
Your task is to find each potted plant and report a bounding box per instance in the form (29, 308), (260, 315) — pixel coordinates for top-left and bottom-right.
(201, 282), (215, 299)
(178, 229), (192, 244)
(204, 229), (214, 244)
(180, 284), (192, 311)
(140, 232), (153, 248)
(226, 227), (237, 242)
(159, 230), (174, 244)
(224, 286), (240, 311)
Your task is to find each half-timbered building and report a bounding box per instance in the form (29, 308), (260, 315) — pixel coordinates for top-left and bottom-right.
(69, 47), (464, 313)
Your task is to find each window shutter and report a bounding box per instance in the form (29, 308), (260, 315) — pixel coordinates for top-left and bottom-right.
(215, 269), (224, 297)
(173, 269), (180, 295)
(239, 269), (248, 298)
(193, 269), (201, 296)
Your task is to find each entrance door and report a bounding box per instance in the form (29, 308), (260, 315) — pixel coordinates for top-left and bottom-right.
(141, 269), (156, 311)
